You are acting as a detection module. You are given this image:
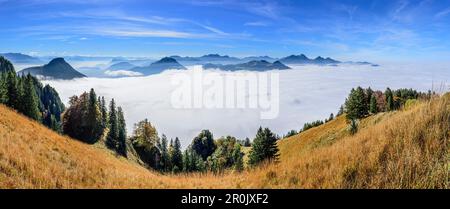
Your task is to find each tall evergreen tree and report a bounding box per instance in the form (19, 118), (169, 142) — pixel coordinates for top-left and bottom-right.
(369, 95), (378, 114)
(159, 134), (169, 171)
(232, 143), (244, 172)
(385, 88), (394, 111)
(86, 88), (103, 143)
(6, 71), (20, 109)
(117, 106), (127, 156)
(170, 137), (183, 173)
(248, 127), (279, 166)
(100, 96), (108, 129)
(0, 73), (7, 104)
(22, 74), (41, 121)
(366, 87), (373, 109)
(107, 99), (119, 150)
(345, 87), (368, 120)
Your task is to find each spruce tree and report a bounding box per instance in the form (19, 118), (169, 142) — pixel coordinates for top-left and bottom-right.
(369, 95), (378, 114)
(107, 99), (119, 150)
(86, 88), (102, 143)
(6, 71), (20, 109)
(22, 74), (41, 121)
(345, 87), (368, 120)
(168, 139), (174, 171)
(100, 96), (108, 129)
(366, 87), (373, 110)
(385, 88), (394, 111)
(117, 106), (127, 156)
(248, 127), (279, 166)
(170, 137), (183, 173)
(159, 134), (169, 171)
(0, 74), (6, 104)
(233, 143), (244, 172)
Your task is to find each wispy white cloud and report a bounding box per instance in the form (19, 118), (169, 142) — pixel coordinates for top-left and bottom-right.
(435, 7), (450, 19)
(199, 25), (229, 36)
(244, 21), (270, 27)
(91, 27), (210, 39)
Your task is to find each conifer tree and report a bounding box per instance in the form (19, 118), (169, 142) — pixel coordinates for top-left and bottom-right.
(86, 88), (102, 143)
(6, 71), (20, 110)
(107, 99), (119, 150)
(168, 139), (174, 171)
(159, 134), (169, 171)
(248, 127), (279, 166)
(385, 88), (394, 111)
(100, 96), (108, 129)
(369, 95), (378, 114)
(22, 74), (41, 121)
(117, 106), (127, 156)
(345, 87), (368, 120)
(0, 73), (7, 104)
(170, 137), (183, 173)
(233, 143), (244, 172)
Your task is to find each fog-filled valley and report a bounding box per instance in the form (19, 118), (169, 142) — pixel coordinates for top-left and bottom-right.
(39, 62), (450, 147)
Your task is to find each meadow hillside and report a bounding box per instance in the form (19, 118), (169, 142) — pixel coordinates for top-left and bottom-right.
(0, 95), (449, 188)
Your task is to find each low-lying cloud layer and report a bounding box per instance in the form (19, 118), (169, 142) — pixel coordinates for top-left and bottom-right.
(43, 63), (450, 148)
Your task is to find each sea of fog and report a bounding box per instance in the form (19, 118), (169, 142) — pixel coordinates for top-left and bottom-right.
(43, 63), (450, 148)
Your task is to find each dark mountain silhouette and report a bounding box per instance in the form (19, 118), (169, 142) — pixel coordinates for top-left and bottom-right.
(203, 60), (290, 71)
(130, 57), (186, 75)
(170, 54), (241, 64)
(279, 54), (340, 65)
(20, 58), (86, 80)
(242, 56), (277, 62)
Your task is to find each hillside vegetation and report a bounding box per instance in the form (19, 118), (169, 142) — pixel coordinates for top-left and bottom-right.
(0, 94), (449, 188)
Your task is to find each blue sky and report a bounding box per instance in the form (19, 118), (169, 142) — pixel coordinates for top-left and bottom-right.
(0, 0), (450, 62)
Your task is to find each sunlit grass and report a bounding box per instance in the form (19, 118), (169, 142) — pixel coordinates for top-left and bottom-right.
(0, 94), (449, 188)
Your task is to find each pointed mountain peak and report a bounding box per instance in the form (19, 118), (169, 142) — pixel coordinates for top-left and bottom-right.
(48, 57), (68, 65)
(154, 57), (178, 64)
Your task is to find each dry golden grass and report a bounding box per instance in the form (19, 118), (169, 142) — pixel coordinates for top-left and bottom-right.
(0, 94), (448, 188)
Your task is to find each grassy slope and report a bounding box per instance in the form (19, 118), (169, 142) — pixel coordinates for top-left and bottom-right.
(0, 95), (449, 188)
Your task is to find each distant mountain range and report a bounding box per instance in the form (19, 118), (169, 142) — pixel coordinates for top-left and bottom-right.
(129, 57), (186, 75)
(106, 62), (137, 71)
(0, 53), (42, 64)
(168, 53), (377, 67)
(203, 60), (290, 71)
(3, 52), (379, 79)
(278, 54), (340, 65)
(19, 58), (86, 80)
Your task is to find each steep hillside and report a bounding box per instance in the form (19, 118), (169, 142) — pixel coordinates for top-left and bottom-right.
(0, 95), (449, 188)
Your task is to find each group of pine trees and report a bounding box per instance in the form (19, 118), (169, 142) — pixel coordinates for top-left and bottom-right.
(343, 86), (433, 134)
(344, 86), (431, 121)
(62, 89), (127, 156)
(128, 121), (278, 173)
(0, 56), (64, 132)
